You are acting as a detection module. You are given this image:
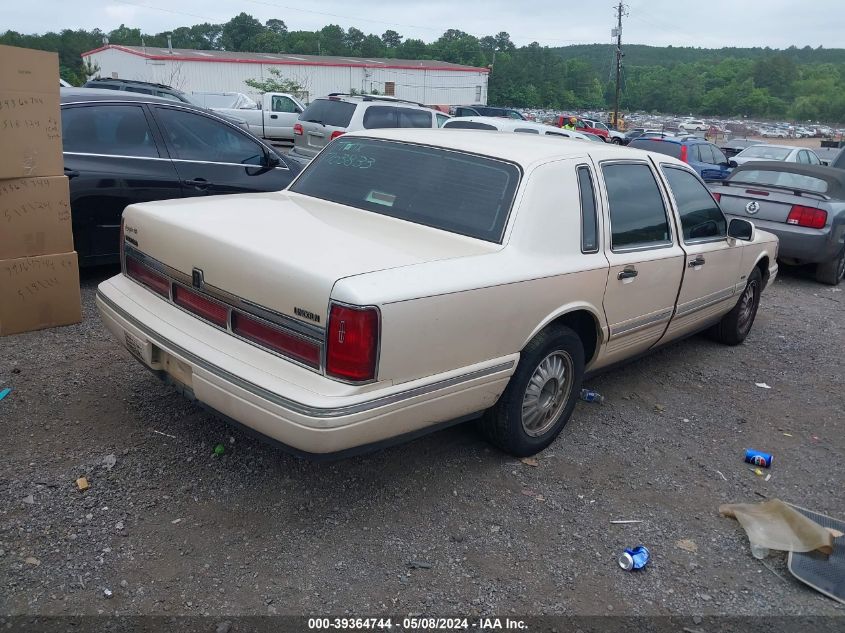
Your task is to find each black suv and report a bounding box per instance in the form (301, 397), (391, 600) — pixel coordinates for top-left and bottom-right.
(61, 88), (300, 265)
(82, 78), (195, 104)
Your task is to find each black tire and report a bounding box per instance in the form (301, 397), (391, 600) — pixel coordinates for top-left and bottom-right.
(709, 267), (763, 345)
(478, 326), (584, 456)
(814, 247), (845, 286)
(612, 137), (622, 145)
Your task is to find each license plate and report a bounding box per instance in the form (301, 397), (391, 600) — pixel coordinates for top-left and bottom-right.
(124, 331), (144, 360)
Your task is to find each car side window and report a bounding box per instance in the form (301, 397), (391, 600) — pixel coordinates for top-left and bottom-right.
(396, 108), (433, 128)
(688, 145), (702, 162)
(156, 92), (182, 102)
(363, 106), (397, 129)
(153, 107), (265, 165)
(435, 113), (449, 128)
(711, 145), (727, 164)
(797, 150), (810, 164)
(514, 128), (539, 134)
(662, 166), (726, 241)
(577, 165), (599, 253)
(62, 104), (159, 158)
(271, 95), (299, 113)
(808, 152), (820, 165)
(602, 163), (671, 250)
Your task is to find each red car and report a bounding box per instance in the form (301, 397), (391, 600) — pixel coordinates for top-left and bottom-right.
(553, 115), (609, 140)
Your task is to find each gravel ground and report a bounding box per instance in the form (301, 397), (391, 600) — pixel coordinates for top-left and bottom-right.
(1, 264), (843, 620)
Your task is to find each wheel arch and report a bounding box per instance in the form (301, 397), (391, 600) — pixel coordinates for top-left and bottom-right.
(523, 305), (605, 366)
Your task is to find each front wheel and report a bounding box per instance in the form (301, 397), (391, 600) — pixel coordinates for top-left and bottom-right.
(815, 248), (845, 285)
(708, 267), (762, 345)
(611, 137), (622, 145)
(478, 326), (584, 456)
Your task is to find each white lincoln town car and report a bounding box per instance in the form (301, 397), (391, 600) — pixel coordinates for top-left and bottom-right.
(96, 129), (778, 458)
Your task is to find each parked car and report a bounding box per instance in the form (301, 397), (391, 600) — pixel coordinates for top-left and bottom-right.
(83, 78), (195, 104)
(442, 116), (591, 140)
(96, 129), (777, 458)
(452, 105), (526, 119)
(620, 128), (662, 145)
(679, 119), (707, 132)
(209, 91), (305, 143)
(711, 162), (845, 285)
(628, 137), (732, 182)
(730, 144), (822, 167)
(720, 139), (762, 159)
(288, 94), (448, 166)
(832, 148), (845, 170)
(552, 116), (609, 140)
(61, 88), (301, 266)
(190, 92), (258, 110)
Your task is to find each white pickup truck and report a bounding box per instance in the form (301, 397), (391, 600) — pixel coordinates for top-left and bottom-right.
(208, 92), (305, 143)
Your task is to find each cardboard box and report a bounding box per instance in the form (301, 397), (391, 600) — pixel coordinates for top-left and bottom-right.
(0, 176), (72, 259)
(0, 45), (63, 180)
(0, 251), (82, 336)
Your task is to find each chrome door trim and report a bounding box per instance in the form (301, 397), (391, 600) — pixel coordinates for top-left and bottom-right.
(675, 287), (735, 317)
(609, 308), (673, 338)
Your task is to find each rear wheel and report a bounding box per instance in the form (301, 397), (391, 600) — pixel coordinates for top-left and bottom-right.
(611, 137), (622, 145)
(709, 267), (762, 345)
(478, 327), (584, 456)
(815, 248), (845, 286)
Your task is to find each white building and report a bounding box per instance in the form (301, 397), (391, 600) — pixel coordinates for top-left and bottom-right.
(82, 44), (489, 105)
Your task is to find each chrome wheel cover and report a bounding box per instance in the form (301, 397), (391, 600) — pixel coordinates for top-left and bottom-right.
(521, 351), (574, 437)
(738, 280), (759, 334)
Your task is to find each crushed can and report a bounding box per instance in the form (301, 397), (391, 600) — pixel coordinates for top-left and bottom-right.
(618, 545), (650, 570)
(744, 449), (773, 468)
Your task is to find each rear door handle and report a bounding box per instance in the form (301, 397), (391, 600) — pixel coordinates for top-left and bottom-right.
(617, 267), (638, 280)
(183, 178), (210, 189)
(64, 168), (80, 179)
(688, 256), (706, 268)
(270, 114), (278, 119)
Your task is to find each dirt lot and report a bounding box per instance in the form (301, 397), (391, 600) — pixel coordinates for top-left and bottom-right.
(1, 265), (844, 621)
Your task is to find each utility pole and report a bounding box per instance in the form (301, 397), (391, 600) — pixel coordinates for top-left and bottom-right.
(612, 1), (626, 129)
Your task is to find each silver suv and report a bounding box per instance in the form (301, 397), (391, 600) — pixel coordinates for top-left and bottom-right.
(288, 94), (448, 166)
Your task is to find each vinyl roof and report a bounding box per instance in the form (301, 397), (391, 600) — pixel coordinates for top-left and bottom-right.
(82, 44), (490, 73)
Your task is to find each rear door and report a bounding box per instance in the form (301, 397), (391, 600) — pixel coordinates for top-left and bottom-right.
(61, 102), (181, 264)
(150, 105), (295, 196)
(657, 164), (743, 341)
(295, 99), (357, 158)
(597, 160), (686, 364)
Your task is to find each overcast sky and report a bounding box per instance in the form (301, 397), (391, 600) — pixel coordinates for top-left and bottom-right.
(5, 0), (841, 49)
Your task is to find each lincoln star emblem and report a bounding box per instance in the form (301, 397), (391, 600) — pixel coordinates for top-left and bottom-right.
(745, 201), (760, 215)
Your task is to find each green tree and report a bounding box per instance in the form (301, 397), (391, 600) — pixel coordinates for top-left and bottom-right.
(244, 67), (303, 94)
(381, 30), (402, 49)
(265, 19), (287, 35)
(221, 12), (264, 51)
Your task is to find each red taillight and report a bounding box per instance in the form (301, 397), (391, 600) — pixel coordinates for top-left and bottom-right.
(293, 123), (303, 136)
(231, 311), (321, 368)
(126, 258), (170, 297)
(326, 304), (379, 382)
(786, 205), (827, 229)
(680, 145), (688, 163)
(330, 130), (345, 141)
(712, 193), (721, 202)
(119, 217), (125, 268)
(172, 285), (228, 327)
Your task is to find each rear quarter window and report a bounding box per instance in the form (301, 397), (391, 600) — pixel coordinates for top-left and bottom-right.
(443, 121), (498, 130)
(299, 99), (356, 128)
(289, 138), (520, 242)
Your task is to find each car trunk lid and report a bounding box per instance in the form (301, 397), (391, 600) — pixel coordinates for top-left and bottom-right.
(121, 190), (494, 326)
(294, 98), (356, 158)
(715, 185), (824, 224)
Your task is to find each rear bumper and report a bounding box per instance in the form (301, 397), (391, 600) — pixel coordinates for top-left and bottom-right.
(95, 275), (514, 456)
(726, 214), (841, 264)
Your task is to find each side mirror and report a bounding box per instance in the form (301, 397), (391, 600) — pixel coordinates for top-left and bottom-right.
(264, 152), (281, 168)
(728, 160), (738, 168)
(728, 218), (754, 241)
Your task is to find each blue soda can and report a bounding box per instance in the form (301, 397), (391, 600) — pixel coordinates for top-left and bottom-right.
(745, 449), (773, 468)
(618, 545), (650, 570)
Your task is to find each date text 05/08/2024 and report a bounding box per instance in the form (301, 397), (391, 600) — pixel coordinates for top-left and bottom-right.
(307, 618), (529, 630)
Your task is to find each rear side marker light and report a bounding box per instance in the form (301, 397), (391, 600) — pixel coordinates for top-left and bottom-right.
(293, 123), (303, 136)
(326, 304), (379, 382)
(786, 205), (827, 229)
(126, 258), (170, 297)
(173, 285), (228, 327)
(712, 193), (721, 202)
(231, 311), (320, 368)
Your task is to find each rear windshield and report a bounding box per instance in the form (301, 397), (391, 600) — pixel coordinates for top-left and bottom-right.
(289, 138), (521, 242)
(728, 169), (829, 194)
(629, 139), (683, 158)
(443, 121), (498, 130)
(738, 146), (791, 160)
(299, 99), (356, 128)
